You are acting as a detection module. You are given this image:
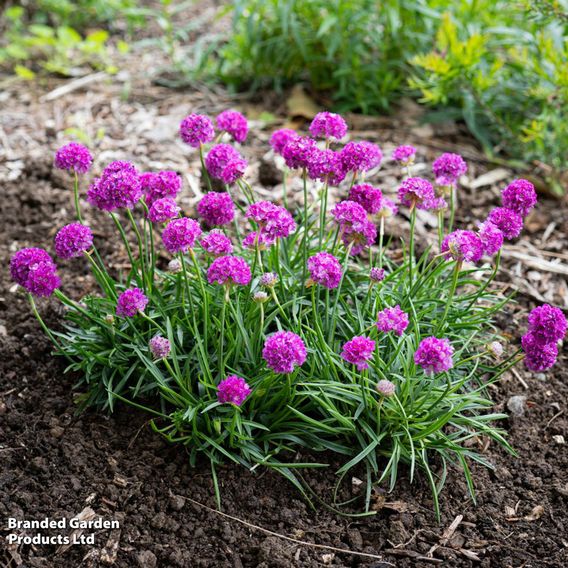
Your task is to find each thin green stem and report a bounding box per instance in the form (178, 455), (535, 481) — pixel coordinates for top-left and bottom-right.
(436, 261), (461, 334)
(73, 171), (83, 223)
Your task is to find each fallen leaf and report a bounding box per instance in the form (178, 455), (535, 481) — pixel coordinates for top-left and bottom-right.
(523, 505), (544, 521)
(287, 85), (319, 120)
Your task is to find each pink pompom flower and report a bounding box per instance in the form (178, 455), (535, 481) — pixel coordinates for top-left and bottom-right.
(309, 112), (348, 140)
(341, 336), (376, 370)
(521, 332), (558, 372)
(54, 142), (93, 174)
(217, 375), (252, 406)
(201, 230), (233, 256)
(10, 248), (56, 287)
(527, 304), (567, 346)
(340, 141), (382, 173)
(432, 153), (467, 186)
(477, 220), (504, 256)
(441, 230), (484, 264)
(348, 183), (383, 214)
(501, 179), (537, 218)
(307, 252), (343, 289)
(54, 223), (94, 259)
(398, 177), (435, 209)
(147, 198), (181, 224)
(179, 114), (215, 148)
(205, 144), (247, 185)
(149, 335), (171, 359)
(269, 129), (299, 155)
(370, 267), (385, 283)
(162, 217), (202, 253)
(87, 161), (142, 212)
(376, 379), (396, 397)
(331, 200), (368, 229)
(140, 171), (182, 206)
(488, 207), (523, 240)
(377, 305), (409, 336)
(414, 337), (454, 375)
(342, 219), (377, 255)
(216, 110), (248, 143)
(262, 331), (307, 374)
(246, 201), (296, 240)
(24, 261), (61, 297)
(306, 149), (345, 184)
(391, 145), (416, 166)
(281, 136), (317, 170)
(207, 255), (251, 287)
(242, 231), (275, 250)
(116, 288), (148, 317)
(197, 191), (235, 226)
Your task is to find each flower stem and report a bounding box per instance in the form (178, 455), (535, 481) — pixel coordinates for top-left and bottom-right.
(110, 213), (141, 288)
(437, 260), (461, 334)
(199, 143), (212, 192)
(73, 171), (83, 223)
(28, 294), (62, 351)
(408, 204), (417, 287)
(302, 168), (309, 283)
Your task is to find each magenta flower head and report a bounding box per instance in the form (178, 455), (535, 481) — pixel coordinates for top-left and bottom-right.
(207, 255), (251, 287)
(441, 230), (484, 264)
(370, 267), (385, 283)
(377, 305), (409, 336)
(414, 337), (454, 375)
(87, 161), (142, 212)
(487, 207), (523, 240)
(197, 191), (235, 226)
(149, 335), (171, 359)
(260, 272), (279, 288)
(307, 252), (342, 289)
(342, 219), (377, 255)
(309, 112), (348, 140)
(341, 141), (382, 173)
(341, 336), (376, 371)
(521, 332), (558, 372)
(281, 136), (317, 170)
(10, 248), (56, 287)
(54, 223), (94, 259)
(162, 217), (202, 253)
(147, 198), (181, 224)
(216, 110), (248, 143)
(246, 201), (296, 240)
(217, 375), (251, 406)
(140, 171), (182, 206)
(377, 198), (398, 219)
(263, 331), (307, 374)
(201, 230), (233, 257)
(54, 142), (93, 174)
(205, 144), (247, 185)
(392, 145), (416, 166)
(432, 153), (467, 186)
(307, 149), (345, 184)
(179, 113), (215, 148)
(527, 304), (567, 345)
(348, 184), (383, 214)
(501, 179), (537, 218)
(116, 288), (148, 317)
(269, 129), (299, 155)
(25, 261), (61, 297)
(376, 379), (396, 397)
(477, 220), (504, 256)
(421, 196), (448, 211)
(398, 177), (435, 209)
(331, 200), (368, 229)
(243, 231), (275, 250)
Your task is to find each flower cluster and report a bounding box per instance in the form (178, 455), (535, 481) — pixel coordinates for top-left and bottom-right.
(217, 375), (251, 406)
(306, 149), (345, 184)
(414, 337), (454, 375)
(201, 230), (233, 257)
(197, 192), (235, 226)
(116, 288), (148, 317)
(340, 141), (382, 173)
(269, 129), (298, 154)
(307, 252), (342, 289)
(10, 248), (60, 297)
(87, 161), (142, 211)
(398, 177), (435, 209)
(341, 336), (375, 370)
(263, 331), (306, 374)
(140, 171), (182, 205)
(377, 305), (409, 336)
(54, 142), (93, 174)
(432, 153), (467, 186)
(441, 230), (484, 264)
(162, 217), (202, 253)
(309, 112), (348, 140)
(348, 184), (383, 214)
(281, 136), (317, 170)
(392, 145), (416, 166)
(179, 114), (215, 147)
(147, 198), (180, 224)
(207, 255), (251, 287)
(246, 201), (296, 241)
(149, 335), (171, 359)
(216, 110), (248, 143)
(205, 144), (247, 184)
(54, 223), (93, 259)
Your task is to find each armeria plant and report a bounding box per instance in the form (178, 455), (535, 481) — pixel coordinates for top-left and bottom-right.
(11, 111), (566, 517)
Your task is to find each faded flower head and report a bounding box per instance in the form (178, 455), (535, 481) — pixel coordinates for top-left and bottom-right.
(54, 142), (93, 174)
(307, 252), (342, 289)
(10, 248), (56, 287)
(281, 136), (317, 170)
(488, 207), (523, 240)
(200, 230), (233, 257)
(260, 272), (278, 288)
(197, 191), (235, 226)
(253, 291), (269, 303)
(269, 129), (299, 155)
(376, 198), (398, 219)
(432, 153), (467, 186)
(116, 288), (148, 317)
(377, 305), (409, 336)
(147, 197), (181, 224)
(54, 223), (94, 259)
(478, 220), (504, 256)
(521, 332), (558, 372)
(348, 184), (383, 215)
(149, 335), (171, 359)
(391, 145), (416, 166)
(216, 110), (248, 143)
(309, 112), (348, 140)
(217, 375), (251, 406)
(168, 258), (182, 273)
(87, 161), (142, 212)
(262, 331), (307, 374)
(207, 255), (251, 287)
(369, 267), (385, 283)
(205, 144), (247, 185)
(398, 177), (435, 208)
(441, 230), (484, 264)
(487, 341), (504, 359)
(341, 336), (376, 371)
(414, 337), (454, 375)
(376, 379), (396, 397)
(527, 304), (567, 346)
(162, 217), (202, 253)
(501, 179), (537, 218)
(179, 113), (215, 147)
(340, 141), (382, 173)
(140, 171), (182, 206)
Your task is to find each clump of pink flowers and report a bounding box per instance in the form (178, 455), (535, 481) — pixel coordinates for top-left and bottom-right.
(217, 375), (251, 406)
(87, 161), (142, 212)
(263, 331), (306, 374)
(197, 192), (235, 226)
(207, 255), (251, 287)
(54, 223), (93, 259)
(162, 218), (202, 253)
(54, 142), (93, 174)
(377, 306), (409, 336)
(341, 336), (376, 370)
(116, 288), (148, 317)
(414, 337), (454, 375)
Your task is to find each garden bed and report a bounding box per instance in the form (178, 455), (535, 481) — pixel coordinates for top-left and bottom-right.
(1, 66), (567, 567)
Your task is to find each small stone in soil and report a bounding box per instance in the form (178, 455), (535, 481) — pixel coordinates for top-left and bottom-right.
(507, 395), (527, 416)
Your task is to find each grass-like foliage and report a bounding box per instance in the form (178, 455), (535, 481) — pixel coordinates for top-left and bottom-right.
(13, 112), (564, 518)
